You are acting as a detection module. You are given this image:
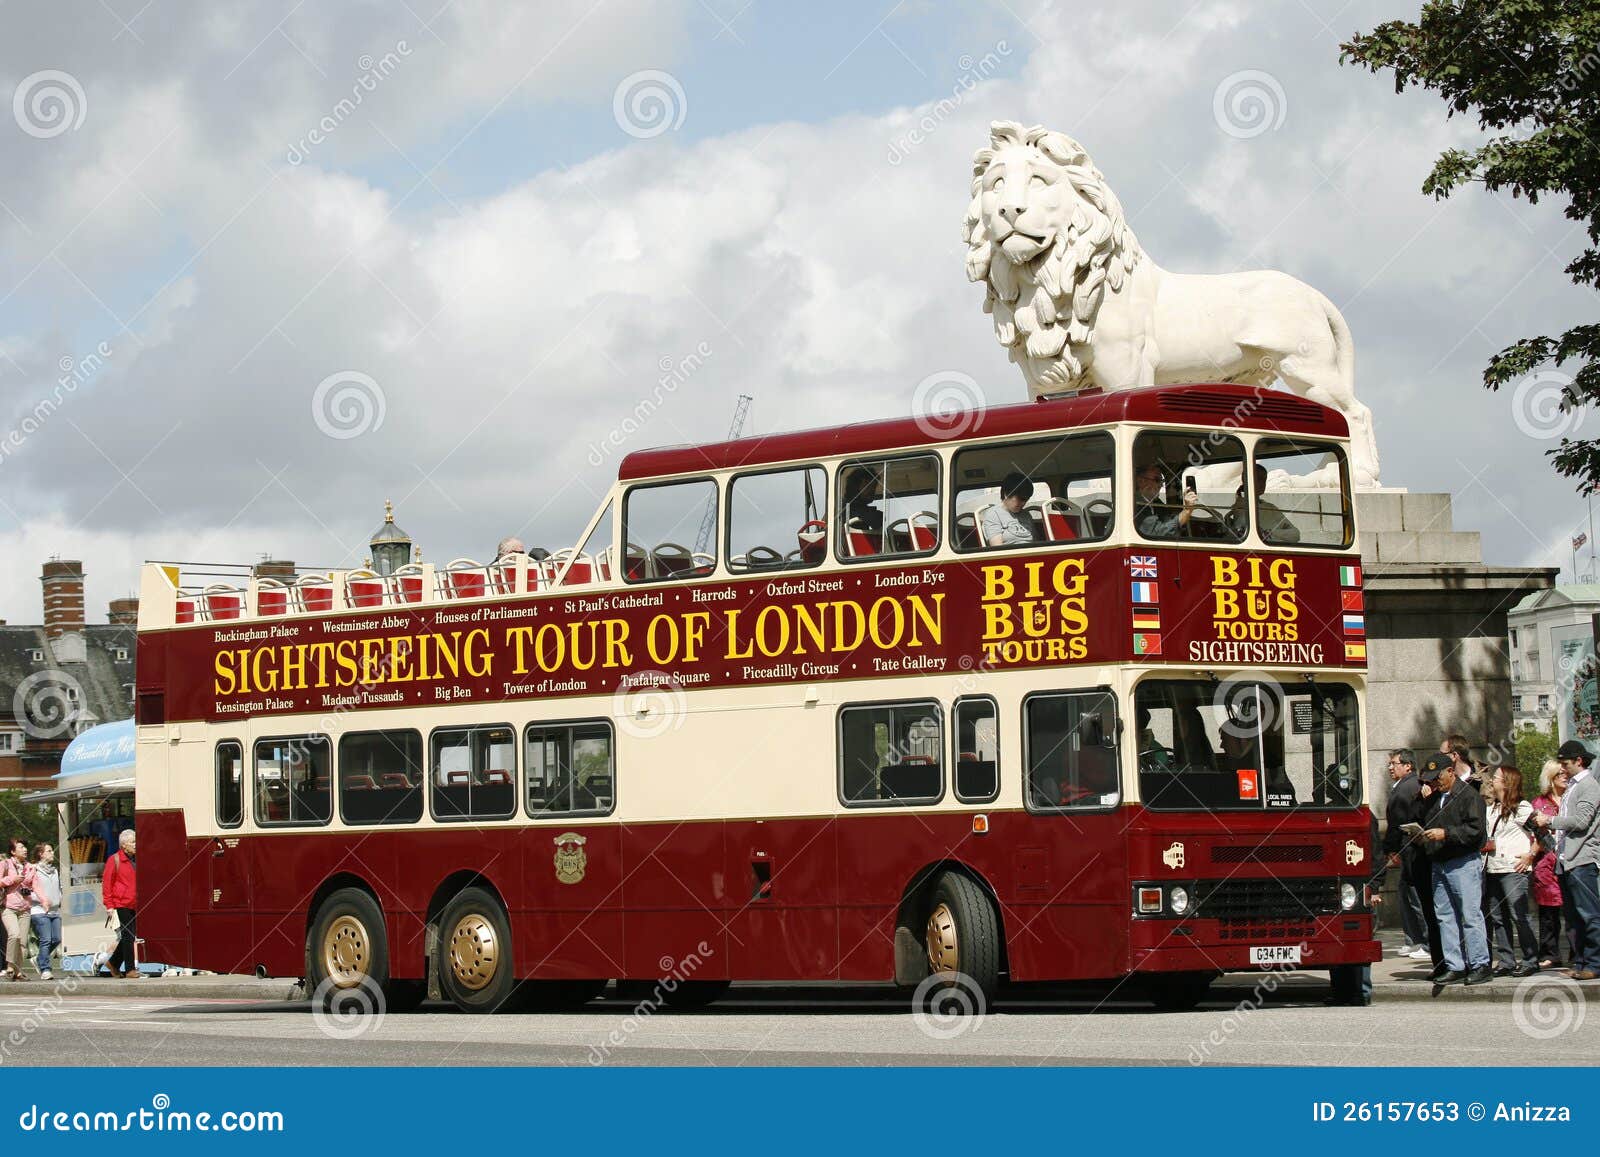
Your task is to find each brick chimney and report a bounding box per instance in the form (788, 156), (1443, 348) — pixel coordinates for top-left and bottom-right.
(108, 597), (139, 626)
(41, 560), (85, 639)
(253, 559), (296, 580)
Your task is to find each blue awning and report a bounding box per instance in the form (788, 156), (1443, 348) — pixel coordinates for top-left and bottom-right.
(54, 718), (135, 780)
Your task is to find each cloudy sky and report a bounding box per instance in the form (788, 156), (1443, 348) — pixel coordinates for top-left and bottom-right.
(0, 0), (1590, 622)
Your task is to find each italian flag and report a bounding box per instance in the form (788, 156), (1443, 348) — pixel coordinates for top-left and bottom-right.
(1339, 564), (1361, 587)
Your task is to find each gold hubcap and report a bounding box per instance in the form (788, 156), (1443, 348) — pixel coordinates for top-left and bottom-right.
(321, 914), (370, 988)
(448, 913), (499, 991)
(926, 901), (959, 974)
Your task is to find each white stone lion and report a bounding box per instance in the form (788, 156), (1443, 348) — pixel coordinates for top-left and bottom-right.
(964, 121), (1380, 488)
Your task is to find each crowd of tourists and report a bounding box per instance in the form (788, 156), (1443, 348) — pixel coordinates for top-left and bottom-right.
(1384, 735), (1600, 988)
(0, 828), (137, 981)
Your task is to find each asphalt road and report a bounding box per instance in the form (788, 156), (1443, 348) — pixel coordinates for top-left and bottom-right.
(2, 982), (1594, 1066)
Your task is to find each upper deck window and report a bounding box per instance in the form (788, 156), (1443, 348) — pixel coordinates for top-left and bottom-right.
(727, 466), (827, 573)
(951, 432), (1113, 552)
(1252, 438), (1352, 549)
(1132, 431), (1246, 544)
(623, 479), (717, 582)
(836, 454), (941, 562)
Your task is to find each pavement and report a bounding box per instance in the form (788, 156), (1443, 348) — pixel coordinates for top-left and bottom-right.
(0, 929), (1573, 1004)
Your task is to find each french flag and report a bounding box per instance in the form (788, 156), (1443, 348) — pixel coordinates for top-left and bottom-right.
(1131, 581), (1158, 604)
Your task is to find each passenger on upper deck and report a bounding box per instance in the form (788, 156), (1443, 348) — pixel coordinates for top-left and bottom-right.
(842, 466), (885, 535)
(1134, 459), (1196, 539)
(1225, 463), (1301, 544)
(981, 473), (1039, 547)
(495, 536), (526, 559)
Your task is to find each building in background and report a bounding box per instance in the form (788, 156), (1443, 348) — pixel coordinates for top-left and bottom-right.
(0, 560), (137, 789)
(1508, 583), (1600, 744)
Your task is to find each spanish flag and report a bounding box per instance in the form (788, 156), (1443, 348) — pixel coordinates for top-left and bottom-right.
(1345, 641), (1367, 662)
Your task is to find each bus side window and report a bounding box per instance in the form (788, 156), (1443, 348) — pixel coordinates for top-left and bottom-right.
(953, 697), (999, 803)
(1024, 691), (1120, 811)
(525, 722), (614, 817)
(838, 701), (943, 807)
(430, 726), (517, 823)
(215, 740), (243, 828)
(622, 478), (718, 582)
(253, 736), (331, 827)
(339, 730), (423, 826)
(836, 454), (940, 561)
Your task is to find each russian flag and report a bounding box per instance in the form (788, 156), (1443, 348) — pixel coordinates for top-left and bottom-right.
(1131, 581), (1159, 604)
(1343, 613), (1365, 634)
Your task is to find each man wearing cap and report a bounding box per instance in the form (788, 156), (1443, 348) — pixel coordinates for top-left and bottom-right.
(1533, 739), (1600, 980)
(1421, 751), (1491, 985)
(981, 473), (1039, 547)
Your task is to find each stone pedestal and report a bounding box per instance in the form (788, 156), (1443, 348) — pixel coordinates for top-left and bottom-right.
(1356, 491), (1556, 814)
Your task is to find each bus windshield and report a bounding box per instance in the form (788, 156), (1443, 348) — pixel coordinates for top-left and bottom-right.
(1134, 679), (1361, 811)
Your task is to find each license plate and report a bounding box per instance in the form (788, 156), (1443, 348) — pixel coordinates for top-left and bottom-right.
(1250, 945), (1301, 965)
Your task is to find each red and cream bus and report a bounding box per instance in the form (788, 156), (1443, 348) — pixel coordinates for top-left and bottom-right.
(132, 382), (1380, 1013)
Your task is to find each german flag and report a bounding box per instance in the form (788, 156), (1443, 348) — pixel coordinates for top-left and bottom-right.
(1132, 610), (1162, 630)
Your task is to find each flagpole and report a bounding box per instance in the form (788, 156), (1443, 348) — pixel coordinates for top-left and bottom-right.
(1590, 493), (1597, 576)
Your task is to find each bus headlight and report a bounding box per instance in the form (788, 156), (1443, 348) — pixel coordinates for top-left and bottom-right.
(1340, 882), (1358, 911)
(1169, 885), (1191, 916)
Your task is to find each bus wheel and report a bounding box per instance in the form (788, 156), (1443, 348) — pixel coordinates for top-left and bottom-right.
(308, 888), (406, 1012)
(1148, 971), (1214, 1012)
(436, 887), (517, 1013)
(923, 872), (1001, 1005)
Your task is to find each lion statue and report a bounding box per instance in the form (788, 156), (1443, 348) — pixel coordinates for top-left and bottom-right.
(964, 121), (1380, 488)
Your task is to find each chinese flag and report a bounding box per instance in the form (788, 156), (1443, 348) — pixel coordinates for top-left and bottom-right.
(1237, 768), (1260, 800)
(1341, 590), (1364, 612)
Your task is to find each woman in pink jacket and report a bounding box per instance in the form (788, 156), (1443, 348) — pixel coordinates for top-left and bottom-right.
(1532, 760), (1570, 969)
(0, 838), (36, 980)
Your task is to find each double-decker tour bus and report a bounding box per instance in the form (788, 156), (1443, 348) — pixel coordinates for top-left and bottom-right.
(132, 382), (1379, 1012)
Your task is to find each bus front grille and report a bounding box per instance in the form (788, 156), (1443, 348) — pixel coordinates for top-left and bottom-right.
(1194, 877), (1339, 920)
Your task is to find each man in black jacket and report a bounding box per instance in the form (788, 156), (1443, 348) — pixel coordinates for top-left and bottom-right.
(1382, 750), (1433, 961)
(1422, 752), (1491, 985)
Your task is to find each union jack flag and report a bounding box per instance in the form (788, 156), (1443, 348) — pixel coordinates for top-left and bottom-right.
(1129, 555), (1158, 578)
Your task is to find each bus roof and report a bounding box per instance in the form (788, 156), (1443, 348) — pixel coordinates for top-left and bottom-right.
(617, 383), (1348, 481)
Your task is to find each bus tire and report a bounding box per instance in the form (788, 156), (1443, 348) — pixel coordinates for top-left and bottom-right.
(923, 872), (1001, 1006)
(1148, 971), (1214, 1012)
(308, 887), (401, 1012)
(435, 887), (518, 1013)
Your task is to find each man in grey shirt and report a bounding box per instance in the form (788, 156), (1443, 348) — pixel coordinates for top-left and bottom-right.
(980, 473), (1039, 547)
(1535, 739), (1600, 979)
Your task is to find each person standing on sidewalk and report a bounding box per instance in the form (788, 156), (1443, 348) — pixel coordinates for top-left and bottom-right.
(28, 844), (61, 982)
(101, 829), (138, 979)
(1534, 739), (1600, 980)
(1483, 766), (1539, 977)
(1422, 753), (1491, 985)
(0, 840), (34, 981)
(1382, 749), (1431, 959)
(1531, 759), (1570, 968)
